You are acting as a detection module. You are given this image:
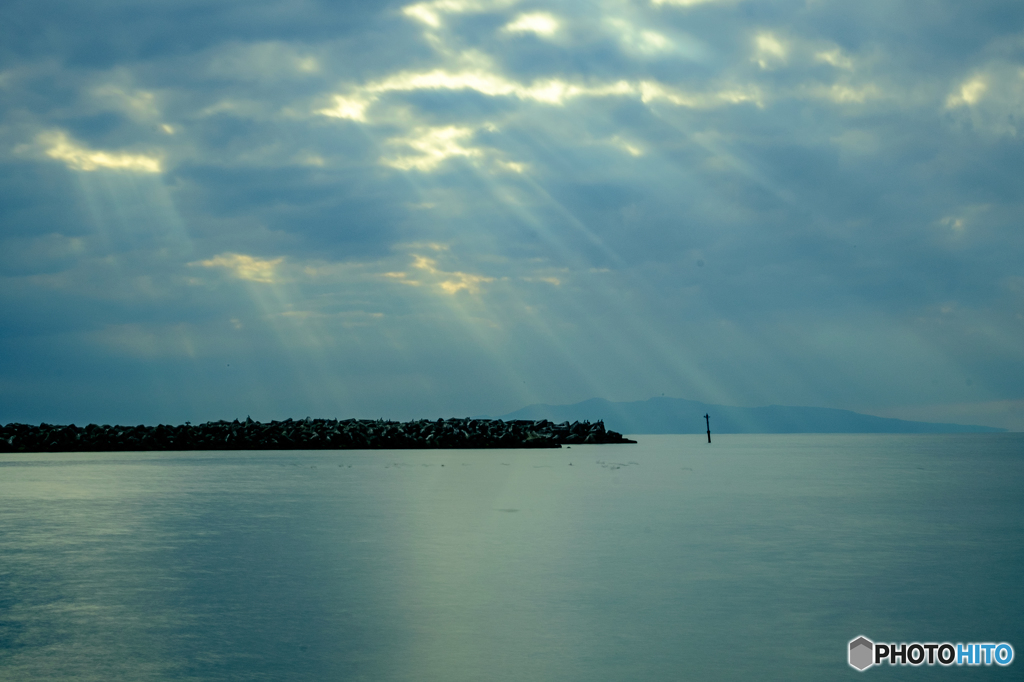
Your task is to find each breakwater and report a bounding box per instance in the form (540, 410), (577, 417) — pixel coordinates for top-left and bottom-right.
(0, 418), (636, 452)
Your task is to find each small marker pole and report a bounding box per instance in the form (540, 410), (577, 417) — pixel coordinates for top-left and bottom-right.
(705, 413), (711, 444)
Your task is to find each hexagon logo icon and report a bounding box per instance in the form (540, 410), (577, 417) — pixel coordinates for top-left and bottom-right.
(849, 636), (874, 671)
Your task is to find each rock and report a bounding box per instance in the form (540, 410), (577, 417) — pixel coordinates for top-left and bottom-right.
(0, 417), (635, 453)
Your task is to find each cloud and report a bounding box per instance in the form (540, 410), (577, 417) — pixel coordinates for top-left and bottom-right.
(317, 95), (371, 121)
(375, 245), (497, 295)
(814, 49), (854, 70)
(348, 67), (636, 106)
(383, 126), (484, 171)
(605, 18), (691, 58)
(35, 131), (162, 173)
(402, 0), (519, 28)
(938, 216), (965, 232)
(318, 65), (762, 173)
(752, 32), (787, 70)
(639, 80), (762, 108)
(410, 254), (496, 294)
(192, 253), (285, 284)
(90, 85), (161, 120)
(946, 76), (987, 108)
(943, 64), (1024, 136)
(652, 0), (733, 7)
(503, 12), (559, 37)
(317, 67), (759, 134)
(805, 82), (880, 104)
(608, 136), (644, 156)
(2, 0), (1023, 427)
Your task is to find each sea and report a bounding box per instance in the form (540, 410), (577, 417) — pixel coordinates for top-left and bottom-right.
(1, 434), (1021, 681)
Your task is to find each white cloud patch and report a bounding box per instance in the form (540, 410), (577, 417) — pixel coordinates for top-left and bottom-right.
(815, 48), (854, 70)
(944, 65), (1024, 136)
(317, 95), (371, 121)
(606, 18), (675, 57)
(357, 67), (635, 106)
(939, 216), (965, 232)
(946, 76), (987, 108)
(379, 125), (525, 173)
(318, 67), (760, 130)
(198, 98), (271, 120)
(936, 204), (992, 234)
(753, 32), (787, 69)
(503, 12), (559, 37)
(402, 2), (443, 27)
(494, 159), (527, 173)
(411, 254), (495, 294)
(639, 80), (763, 108)
(652, 0), (732, 6)
(383, 125), (484, 171)
(608, 136), (644, 156)
(91, 85), (161, 120)
(402, 0), (519, 28)
(379, 249), (497, 294)
(522, 275), (561, 286)
(36, 130), (162, 173)
(806, 82), (880, 104)
(192, 253), (286, 283)
(317, 64), (762, 171)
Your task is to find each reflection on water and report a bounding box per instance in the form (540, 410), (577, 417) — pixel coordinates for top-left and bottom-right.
(1, 435), (1022, 681)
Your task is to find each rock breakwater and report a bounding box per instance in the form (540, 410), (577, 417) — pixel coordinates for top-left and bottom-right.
(0, 418), (636, 452)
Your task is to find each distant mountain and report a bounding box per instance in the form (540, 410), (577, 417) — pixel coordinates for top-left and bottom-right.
(498, 397), (1005, 434)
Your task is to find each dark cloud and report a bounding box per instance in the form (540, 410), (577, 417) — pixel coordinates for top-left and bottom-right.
(1, 0), (1022, 428)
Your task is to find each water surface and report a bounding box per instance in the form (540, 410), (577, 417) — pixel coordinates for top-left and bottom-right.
(1, 434), (1021, 680)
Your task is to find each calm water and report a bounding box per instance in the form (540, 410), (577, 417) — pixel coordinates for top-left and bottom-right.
(1, 434), (1021, 681)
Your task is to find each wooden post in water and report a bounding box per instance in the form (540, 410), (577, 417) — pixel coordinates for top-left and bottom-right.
(704, 413), (711, 443)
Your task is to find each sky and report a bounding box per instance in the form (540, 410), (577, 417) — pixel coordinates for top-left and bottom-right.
(1, 0), (1022, 430)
